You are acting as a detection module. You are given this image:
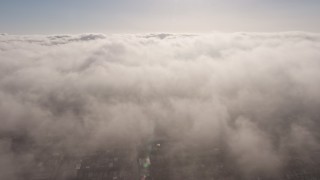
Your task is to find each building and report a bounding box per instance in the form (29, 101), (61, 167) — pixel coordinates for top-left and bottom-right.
(76, 149), (138, 180)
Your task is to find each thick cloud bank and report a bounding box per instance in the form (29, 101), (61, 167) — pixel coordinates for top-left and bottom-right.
(1, 32), (320, 179)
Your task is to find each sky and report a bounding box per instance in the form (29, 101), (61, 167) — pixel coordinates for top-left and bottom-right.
(0, 0), (320, 34)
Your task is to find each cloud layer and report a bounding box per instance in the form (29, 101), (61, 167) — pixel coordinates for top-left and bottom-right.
(1, 32), (320, 179)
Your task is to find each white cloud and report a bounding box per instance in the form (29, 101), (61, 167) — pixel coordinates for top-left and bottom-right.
(0, 32), (320, 178)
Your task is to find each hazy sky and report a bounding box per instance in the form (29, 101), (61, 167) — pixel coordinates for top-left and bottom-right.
(0, 0), (320, 34)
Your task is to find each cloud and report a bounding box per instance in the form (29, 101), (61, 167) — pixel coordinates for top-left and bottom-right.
(0, 32), (320, 178)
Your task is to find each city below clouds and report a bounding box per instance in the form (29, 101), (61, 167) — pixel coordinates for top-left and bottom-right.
(1, 1), (320, 180)
(0, 32), (320, 179)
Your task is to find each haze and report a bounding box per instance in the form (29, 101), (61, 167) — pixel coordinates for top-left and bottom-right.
(1, 0), (320, 34)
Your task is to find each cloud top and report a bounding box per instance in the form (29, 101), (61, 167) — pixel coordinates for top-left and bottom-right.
(1, 32), (320, 179)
